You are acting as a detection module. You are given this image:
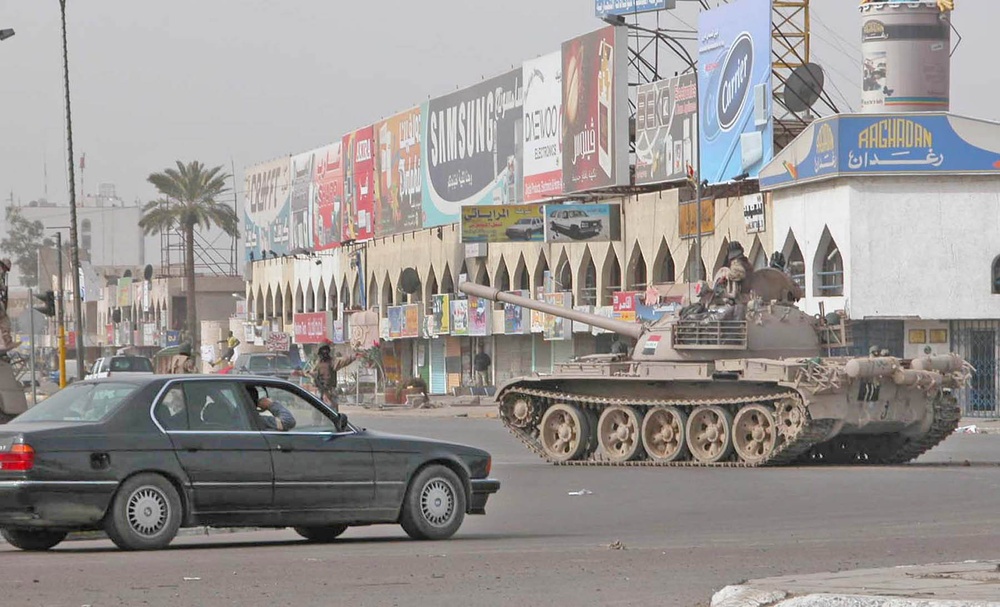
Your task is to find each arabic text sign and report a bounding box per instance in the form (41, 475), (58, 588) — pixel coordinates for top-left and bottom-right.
(342, 126), (375, 242)
(522, 52), (563, 202)
(697, 0), (773, 184)
(595, 0), (673, 17)
(289, 150), (316, 252)
(265, 331), (290, 352)
(635, 74), (698, 185)
(759, 114), (1000, 190)
(461, 204), (544, 243)
(743, 193), (765, 233)
(544, 203), (620, 243)
(423, 69), (523, 228)
(293, 312), (331, 344)
(562, 26), (630, 193)
(612, 291), (638, 323)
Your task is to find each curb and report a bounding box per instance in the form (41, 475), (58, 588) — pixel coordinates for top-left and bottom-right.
(712, 586), (1000, 607)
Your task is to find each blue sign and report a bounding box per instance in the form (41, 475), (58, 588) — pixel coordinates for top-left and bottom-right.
(760, 114), (1000, 190)
(595, 0), (673, 18)
(165, 330), (181, 347)
(697, 0), (773, 185)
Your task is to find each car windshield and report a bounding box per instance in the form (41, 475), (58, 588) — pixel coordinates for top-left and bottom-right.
(247, 355), (292, 372)
(515, 219), (532, 225)
(14, 383), (139, 423)
(110, 357), (153, 372)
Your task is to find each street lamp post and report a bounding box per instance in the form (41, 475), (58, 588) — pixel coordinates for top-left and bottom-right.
(56, 232), (66, 388)
(58, 0), (85, 380)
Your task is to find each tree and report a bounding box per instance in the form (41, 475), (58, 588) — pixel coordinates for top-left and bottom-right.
(0, 206), (54, 288)
(139, 161), (239, 354)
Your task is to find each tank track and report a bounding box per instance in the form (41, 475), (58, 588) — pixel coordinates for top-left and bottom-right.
(499, 386), (837, 468)
(800, 392), (962, 465)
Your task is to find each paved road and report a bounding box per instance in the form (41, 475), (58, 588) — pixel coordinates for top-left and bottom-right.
(3, 416), (1000, 607)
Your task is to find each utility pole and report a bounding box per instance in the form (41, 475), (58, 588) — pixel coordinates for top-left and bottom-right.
(27, 288), (36, 405)
(56, 233), (66, 388)
(59, 0), (85, 381)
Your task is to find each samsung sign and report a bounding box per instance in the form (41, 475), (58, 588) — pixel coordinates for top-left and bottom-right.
(595, 0), (674, 18)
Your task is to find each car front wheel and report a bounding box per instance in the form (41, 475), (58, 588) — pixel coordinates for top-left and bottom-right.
(1, 528), (67, 551)
(104, 473), (182, 551)
(294, 525), (348, 542)
(400, 464), (466, 541)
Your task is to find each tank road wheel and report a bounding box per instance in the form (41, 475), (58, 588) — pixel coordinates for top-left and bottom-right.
(641, 406), (689, 463)
(686, 406), (734, 464)
(732, 404), (778, 465)
(775, 398), (806, 439)
(502, 395), (539, 429)
(597, 406), (644, 463)
(539, 404), (591, 462)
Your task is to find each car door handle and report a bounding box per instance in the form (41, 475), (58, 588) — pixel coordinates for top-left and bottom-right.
(276, 445), (294, 452)
(185, 448), (200, 453)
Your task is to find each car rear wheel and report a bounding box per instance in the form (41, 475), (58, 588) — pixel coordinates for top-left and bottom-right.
(400, 465), (466, 541)
(1, 528), (67, 551)
(293, 525), (349, 542)
(104, 473), (182, 551)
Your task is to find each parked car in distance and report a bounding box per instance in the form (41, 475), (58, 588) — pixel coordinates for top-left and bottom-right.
(86, 356), (154, 380)
(548, 209), (603, 240)
(231, 353), (295, 380)
(504, 217), (544, 241)
(0, 375), (500, 551)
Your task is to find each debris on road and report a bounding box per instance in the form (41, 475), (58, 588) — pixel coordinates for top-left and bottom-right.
(568, 489), (593, 496)
(183, 577), (201, 582)
(608, 540), (627, 550)
(957, 425), (980, 434)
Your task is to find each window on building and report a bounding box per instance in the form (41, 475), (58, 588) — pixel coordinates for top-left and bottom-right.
(993, 255), (1000, 294)
(683, 245), (707, 283)
(653, 240), (675, 284)
(603, 250), (621, 306)
(580, 256), (597, 306)
(785, 238), (806, 289)
(814, 228), (844, 297)
(628, 245), (647, 291)
(556, 258), (572, 294)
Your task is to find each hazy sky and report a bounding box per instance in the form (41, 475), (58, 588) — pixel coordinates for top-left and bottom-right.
(0, 1), (992, 207)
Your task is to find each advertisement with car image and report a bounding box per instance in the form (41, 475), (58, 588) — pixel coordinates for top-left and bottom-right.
(544, 203), (620, 242)
(460, 203), (544, 243)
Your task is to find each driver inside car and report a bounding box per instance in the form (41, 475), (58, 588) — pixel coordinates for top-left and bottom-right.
(246, 385), (296, 431)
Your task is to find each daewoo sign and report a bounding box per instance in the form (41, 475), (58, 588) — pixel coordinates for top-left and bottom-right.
(717, 33), (753, 132)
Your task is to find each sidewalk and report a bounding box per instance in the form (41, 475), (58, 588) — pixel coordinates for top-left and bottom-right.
(341, 393), (499, 419)
(711, 561), (1000, 606)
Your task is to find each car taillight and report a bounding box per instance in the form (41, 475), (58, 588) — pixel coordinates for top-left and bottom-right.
(0, 444), (35, 471)
(485, 456), (492, 476)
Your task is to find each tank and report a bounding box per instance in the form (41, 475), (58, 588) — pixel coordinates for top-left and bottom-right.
(459, 245), (971, 467)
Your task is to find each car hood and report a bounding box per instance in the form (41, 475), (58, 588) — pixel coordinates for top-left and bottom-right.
(360, 429), (489, 458)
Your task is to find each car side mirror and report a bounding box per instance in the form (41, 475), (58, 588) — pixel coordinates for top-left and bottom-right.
(336, 413), (349, 433)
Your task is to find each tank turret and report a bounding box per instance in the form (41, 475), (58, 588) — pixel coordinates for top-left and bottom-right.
(458, 243), (970, 468)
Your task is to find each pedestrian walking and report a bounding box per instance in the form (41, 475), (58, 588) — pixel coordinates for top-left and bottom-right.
(473, 344), (491, 388)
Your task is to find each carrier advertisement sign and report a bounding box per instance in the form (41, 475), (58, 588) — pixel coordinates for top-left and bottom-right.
(595, 0), (673, 18)
(522, 52), (563, 202)
(423, 70), (524, 228)
(342, 126), (375, 242)
(375, 106), (424, 237)
(289, 150), (316, 253)
(244, 156), (291, 261)
(460, 203), (544, 244)
(760, 114), (1000, 190)
(635, 74), (699, 185)
(562, 26), (630, 193)
(544, 203), (621, 243)
(697, 0), (773, 184)
(313, 142), (343, 251)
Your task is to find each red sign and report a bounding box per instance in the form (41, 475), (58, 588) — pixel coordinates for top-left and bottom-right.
(313, 143), (343, 251)
(342, 126), (375, 242)
(67, 331), (77, 349)
(106, 324), (115, 345)
(293, 312), (331, 344)
(613, 291), (638, 323)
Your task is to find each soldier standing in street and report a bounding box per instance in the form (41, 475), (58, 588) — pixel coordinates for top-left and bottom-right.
(312, 343), (358, 413)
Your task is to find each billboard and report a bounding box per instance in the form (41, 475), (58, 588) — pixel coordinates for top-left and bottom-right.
(562, 26), (630, 193)
(244, 157), (291, 260)
(423, 69), (524, 228)
(468, 296), (491, 337)
(522, 52), (563, 202)
(342, 126), (375, 242)
(595, 0), (674, 18)
(697, 0), (773, 184)
(460, 203), (544, 244)
(313, 142), (343, 251)
(288, 151), (316, 252)
(635, 74), (699, 185)
(504, 290), (530, 334)
(543, 292), (572, 340)
(388, 307), (403, 339)
(544, 203), (621, 243)
(612, 291), (638, 323)
(759, 114), (1000, 190)
(375, 106), (423, 237)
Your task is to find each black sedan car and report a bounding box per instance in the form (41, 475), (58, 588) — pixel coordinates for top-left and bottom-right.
(0, 376), (499, 551)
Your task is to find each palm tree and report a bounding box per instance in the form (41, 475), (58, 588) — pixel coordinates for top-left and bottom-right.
(140, 161), (239, 354)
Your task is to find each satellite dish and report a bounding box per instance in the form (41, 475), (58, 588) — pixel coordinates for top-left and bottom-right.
(143, 264), (153, 281)
(783, 63), (825, 113)
(400, 268), (421, 294)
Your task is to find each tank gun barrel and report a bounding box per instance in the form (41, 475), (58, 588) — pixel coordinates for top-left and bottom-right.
(459, 282), (644, 340)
